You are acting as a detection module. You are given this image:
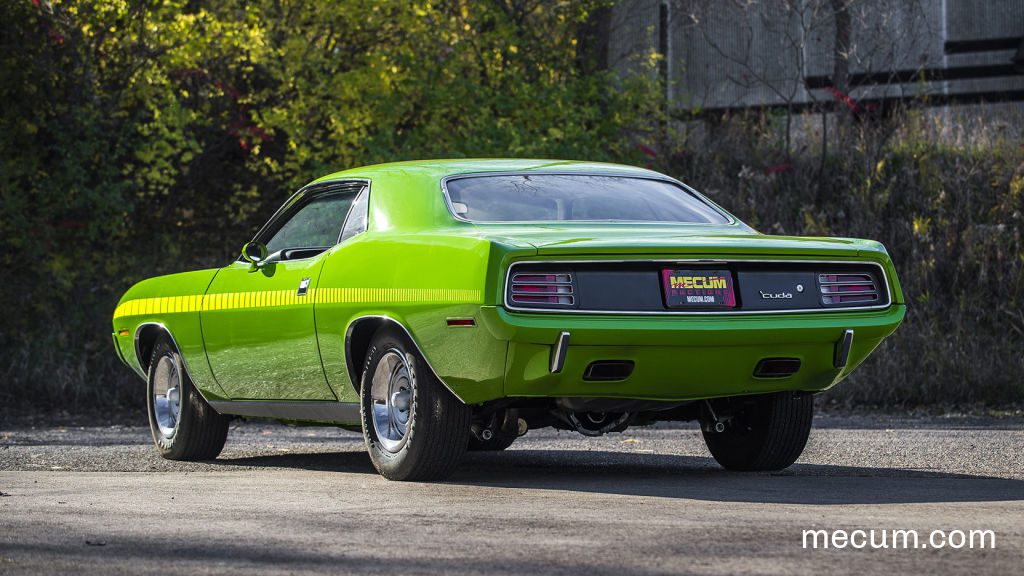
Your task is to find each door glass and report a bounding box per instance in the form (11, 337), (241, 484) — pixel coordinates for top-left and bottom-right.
(265, 192), (355, 255)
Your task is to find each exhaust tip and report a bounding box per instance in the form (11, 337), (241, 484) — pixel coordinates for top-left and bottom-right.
(583, 360), (635, 381)
(753, 358), (801, 378)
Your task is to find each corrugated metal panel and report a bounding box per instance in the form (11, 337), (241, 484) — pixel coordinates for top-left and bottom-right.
(611, 0), (1024, 110)
(946, 0), (1024, 40)
(670, 0), (813, 108)
(803, 1), (940, 76)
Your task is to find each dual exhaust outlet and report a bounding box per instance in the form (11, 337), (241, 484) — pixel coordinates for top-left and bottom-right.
(550, 329), (854, 379)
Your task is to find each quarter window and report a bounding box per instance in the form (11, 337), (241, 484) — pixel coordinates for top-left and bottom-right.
(339, 187), (369, 242)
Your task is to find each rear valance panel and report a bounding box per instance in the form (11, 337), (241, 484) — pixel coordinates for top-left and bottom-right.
(504, 260), (889, 314)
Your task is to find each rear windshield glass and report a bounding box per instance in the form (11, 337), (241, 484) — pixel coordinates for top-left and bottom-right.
(444, 174), (729, 224)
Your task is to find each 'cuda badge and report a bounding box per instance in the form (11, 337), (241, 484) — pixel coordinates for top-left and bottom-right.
(760, 290), (793, 299)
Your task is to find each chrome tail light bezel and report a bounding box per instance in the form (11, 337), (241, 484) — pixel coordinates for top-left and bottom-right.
(509, 272), (576, 307)
(817, 273), (881, 306)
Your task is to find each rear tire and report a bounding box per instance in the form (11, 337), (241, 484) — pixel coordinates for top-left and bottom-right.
(359, 327), (471, 481)
(146, 334), (230, 460)
(468, 409), (519, 451)
(702, 392), (813, 471)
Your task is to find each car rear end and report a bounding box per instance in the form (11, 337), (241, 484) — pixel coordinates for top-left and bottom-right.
(486, 246), (904, 404)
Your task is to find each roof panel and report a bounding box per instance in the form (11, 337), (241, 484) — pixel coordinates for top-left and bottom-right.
(312, 159), (660, 184)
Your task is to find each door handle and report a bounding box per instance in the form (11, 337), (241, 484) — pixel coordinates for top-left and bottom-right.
(297, 277), (311, 296)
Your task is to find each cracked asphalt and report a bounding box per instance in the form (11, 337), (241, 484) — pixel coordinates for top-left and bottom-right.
(1, 414), (1022, 575)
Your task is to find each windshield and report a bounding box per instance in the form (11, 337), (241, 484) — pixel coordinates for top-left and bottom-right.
(444, 174), (730, 224)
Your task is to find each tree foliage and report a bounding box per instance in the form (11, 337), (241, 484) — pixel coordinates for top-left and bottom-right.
(0, 0), (661, 411)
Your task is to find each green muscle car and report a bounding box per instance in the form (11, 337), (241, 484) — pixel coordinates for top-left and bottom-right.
(111, 159), (904, 480)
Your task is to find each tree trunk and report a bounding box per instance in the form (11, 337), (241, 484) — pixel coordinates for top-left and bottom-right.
(576, 5), (611, 74)
(830, 0), (851, 95)
(830, 0), (853, 131)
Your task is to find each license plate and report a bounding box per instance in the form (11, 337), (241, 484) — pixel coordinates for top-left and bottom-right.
(662, 269), (736, 308)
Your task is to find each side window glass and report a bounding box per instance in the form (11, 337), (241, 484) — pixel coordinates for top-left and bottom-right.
(265, 192), (355, 255)
(339, 187), (369, 242)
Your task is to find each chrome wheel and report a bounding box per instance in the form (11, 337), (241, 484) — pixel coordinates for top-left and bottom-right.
(152, 354), (182, 438)
(370, 348), (414, 453)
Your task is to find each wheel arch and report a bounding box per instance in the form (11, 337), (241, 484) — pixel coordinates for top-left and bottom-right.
(343, 315), (466, 403)
(134, 322), (191, 379)
(135, 323), (170, 375)
(135, 322), (218, 406)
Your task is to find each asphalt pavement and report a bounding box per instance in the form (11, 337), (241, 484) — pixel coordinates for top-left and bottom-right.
(1, 414), (1022, 575)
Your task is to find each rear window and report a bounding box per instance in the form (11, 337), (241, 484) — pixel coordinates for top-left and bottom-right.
(444, 174), (729, 224)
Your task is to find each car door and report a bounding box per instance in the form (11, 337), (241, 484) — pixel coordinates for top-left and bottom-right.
(201, 184), (364, 400)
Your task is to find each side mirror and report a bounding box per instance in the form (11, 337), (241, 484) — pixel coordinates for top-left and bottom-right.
(241, 241), (268, 268)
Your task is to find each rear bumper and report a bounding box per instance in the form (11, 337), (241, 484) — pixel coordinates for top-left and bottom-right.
(476, 304), (905, 403)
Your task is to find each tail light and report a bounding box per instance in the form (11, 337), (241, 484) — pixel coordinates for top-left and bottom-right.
(818, 273), (879, 305)
(510, 272), (575, 306)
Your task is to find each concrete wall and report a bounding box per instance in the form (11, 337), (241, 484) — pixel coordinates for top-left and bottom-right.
(610, 0), (1024, 110)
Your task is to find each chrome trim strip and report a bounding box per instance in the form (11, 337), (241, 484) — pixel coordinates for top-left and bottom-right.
(344, 315), (467, 404)
(550, 331), (571, 373)
(503, 259), (892, 315)
(820, 281), (877, 286)
(207, 400), (360, 422)
(834, 329), (855, 368)
(439, 171), (739, 227)
(512, 297), (576, 306)
(513, 273), (572, 282)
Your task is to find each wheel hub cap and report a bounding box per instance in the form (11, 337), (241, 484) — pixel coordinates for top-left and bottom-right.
(152, 355), (182, 438)
(370, 350), (414, 453)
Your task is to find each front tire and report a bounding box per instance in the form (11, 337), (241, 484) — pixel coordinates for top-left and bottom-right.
(702, 392), (813, 471)
(359, 327), (471, 481)
(146, 334), (230, 460)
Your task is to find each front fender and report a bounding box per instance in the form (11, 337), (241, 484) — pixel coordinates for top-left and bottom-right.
(111, 268), (228, 400)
